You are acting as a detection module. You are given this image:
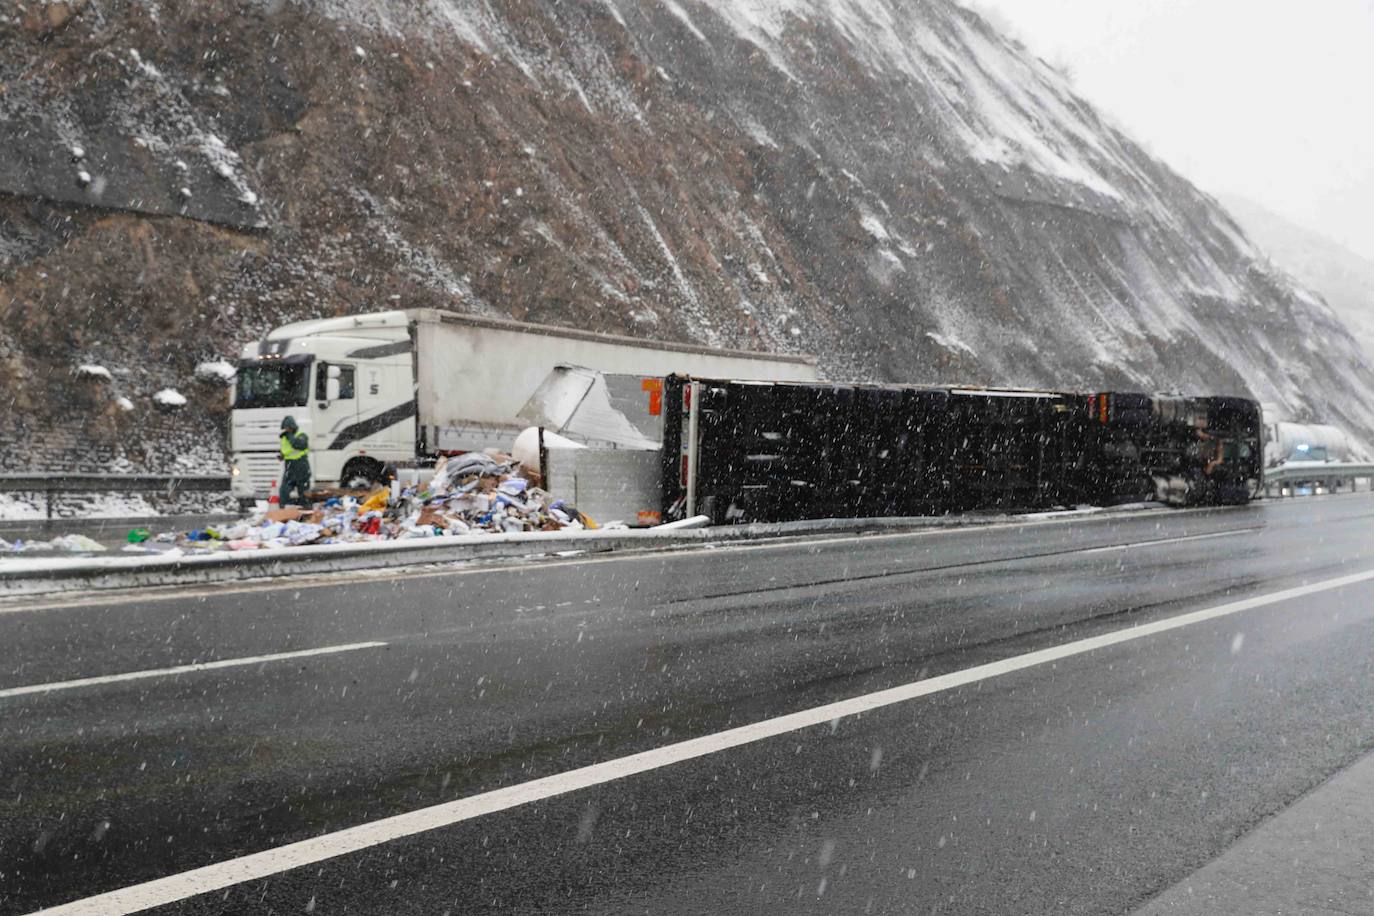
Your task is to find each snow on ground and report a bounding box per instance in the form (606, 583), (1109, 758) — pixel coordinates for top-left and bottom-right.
(662, 0), (710, 44)
(298, 0), (1148, 220)
(79, 493), (160, 518)
(637, 0), (1131, 200)
(0, 492), (154, 521)
(940, 15), (1128, 199)
(75, 364), (112, 380)
(194, 360), (237, 383)
(0, 489), (238, 524)
(736, 113), (780, 150)
(860, 210), (891, 243)
(344, 188), (496, 313)
(926, 331), (977, 357)
(128, 48), (163, 79)
(0, 494), (46, 521)
(153, 388), (188, 407)
(630, 195), (720, 345)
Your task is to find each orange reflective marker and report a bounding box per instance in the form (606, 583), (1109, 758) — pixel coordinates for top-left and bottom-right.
(642, 378), (663, 416)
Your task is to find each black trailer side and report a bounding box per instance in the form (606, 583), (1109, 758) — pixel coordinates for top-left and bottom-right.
(663, 376), (1262, 524)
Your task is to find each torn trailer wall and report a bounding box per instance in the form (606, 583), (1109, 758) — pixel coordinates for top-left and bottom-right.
(412, 310), (818, 453)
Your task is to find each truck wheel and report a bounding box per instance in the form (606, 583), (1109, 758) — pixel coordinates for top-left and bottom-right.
(342, 457), (385, 489)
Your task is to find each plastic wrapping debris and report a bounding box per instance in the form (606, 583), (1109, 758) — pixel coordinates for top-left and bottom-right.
(49, 534), (108, 552)
(283, 522), (325, 546)
(360, 489), (390, 513)
(2, 536), (93, 553)
(549, 499), (597, 529)
(430, 453), (511, 494)
(126, 528), (152, 544)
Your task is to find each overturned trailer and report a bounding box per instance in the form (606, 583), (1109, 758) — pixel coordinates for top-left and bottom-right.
(523, 371), (1262, 526)
(658, 379), (1262, 524)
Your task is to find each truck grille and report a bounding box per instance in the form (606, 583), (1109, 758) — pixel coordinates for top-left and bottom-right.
(239, 453), (283, 497)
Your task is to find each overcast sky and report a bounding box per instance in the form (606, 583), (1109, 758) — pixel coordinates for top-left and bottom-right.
(967, 0), (1374, 261)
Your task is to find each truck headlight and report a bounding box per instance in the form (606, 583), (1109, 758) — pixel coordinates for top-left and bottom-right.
(231, 464), (241, 477)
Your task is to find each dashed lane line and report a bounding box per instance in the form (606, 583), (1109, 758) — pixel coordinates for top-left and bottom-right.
(0, 641), (387, 700)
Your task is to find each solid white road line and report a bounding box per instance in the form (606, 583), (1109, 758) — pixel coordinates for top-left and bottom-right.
(0, 642), (387, 701)
(34, 565), (1374, 916)
(1076, 526), (1264, 556)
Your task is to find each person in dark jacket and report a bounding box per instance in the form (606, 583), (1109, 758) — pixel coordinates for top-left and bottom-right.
(279, 416), (312, 508)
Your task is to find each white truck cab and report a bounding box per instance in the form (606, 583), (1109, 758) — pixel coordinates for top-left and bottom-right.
(230, 311), (415, 503)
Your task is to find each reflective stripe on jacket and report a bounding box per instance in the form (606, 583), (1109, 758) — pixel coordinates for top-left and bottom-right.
(280, 433), (309, 462)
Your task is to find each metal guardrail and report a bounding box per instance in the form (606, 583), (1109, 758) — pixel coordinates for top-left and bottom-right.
(1263, 462), (1374, 495)
(0, 475), (232, 520)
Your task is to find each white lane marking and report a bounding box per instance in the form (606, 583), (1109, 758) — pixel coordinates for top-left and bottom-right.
(35, 566), (1374, 916)
(0, 642), (387, 701)
(1076, 526), (1264, 556)
(1, 507), (1255, 616)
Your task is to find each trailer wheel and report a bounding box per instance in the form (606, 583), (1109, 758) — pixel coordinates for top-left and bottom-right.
(342, 457), (386, 489)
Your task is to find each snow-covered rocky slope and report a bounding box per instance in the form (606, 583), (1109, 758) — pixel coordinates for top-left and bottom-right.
(1219, 193), (1374, 366)
(1, 0), (1371, 471)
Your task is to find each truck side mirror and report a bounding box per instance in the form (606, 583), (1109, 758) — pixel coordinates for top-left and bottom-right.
(326, 378), (341, 401)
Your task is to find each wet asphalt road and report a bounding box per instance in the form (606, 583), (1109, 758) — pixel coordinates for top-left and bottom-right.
(4, 497), (1374, 914)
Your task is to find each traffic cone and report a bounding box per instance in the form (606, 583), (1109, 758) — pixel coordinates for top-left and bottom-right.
(268, 480), (279, 505)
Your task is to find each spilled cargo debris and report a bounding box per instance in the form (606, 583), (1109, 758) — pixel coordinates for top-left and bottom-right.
(133, 452), (606, 555)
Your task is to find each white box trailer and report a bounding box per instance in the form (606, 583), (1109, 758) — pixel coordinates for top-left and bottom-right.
(229, 309), (817, 501)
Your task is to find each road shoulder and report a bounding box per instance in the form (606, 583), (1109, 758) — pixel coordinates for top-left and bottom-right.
(1135, 747), (1374, 915)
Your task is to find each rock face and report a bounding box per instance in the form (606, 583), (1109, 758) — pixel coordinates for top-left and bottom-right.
(1, 0), (1371, 472)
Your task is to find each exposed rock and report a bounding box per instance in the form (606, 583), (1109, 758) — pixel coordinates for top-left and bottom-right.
(0, 0), (1371, 474)
(21, 0), (88, 38)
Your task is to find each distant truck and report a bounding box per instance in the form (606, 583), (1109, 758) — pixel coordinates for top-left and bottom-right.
(1264, 421), (1355, 466)
(228, 309), (817, 503)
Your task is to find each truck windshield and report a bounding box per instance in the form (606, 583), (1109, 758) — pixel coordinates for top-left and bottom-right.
(235, 363), (310, 408)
